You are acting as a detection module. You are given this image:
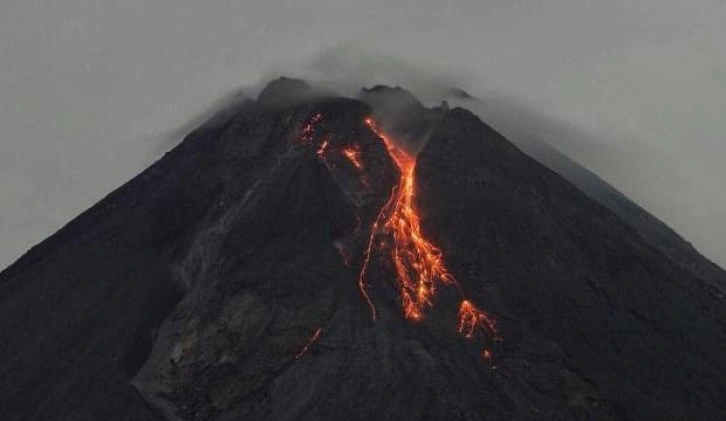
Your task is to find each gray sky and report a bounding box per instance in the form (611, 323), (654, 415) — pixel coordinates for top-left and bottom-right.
(1, 0), (725, 270)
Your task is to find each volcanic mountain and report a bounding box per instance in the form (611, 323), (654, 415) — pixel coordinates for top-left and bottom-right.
(1, 78), (724, 421)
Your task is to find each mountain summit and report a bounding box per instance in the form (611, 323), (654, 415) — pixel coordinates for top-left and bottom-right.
(1, 78), (724, 421)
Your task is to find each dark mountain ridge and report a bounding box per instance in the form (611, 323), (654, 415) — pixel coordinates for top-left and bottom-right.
(449, 91), (726, 292)
(1, 78), (724, 421)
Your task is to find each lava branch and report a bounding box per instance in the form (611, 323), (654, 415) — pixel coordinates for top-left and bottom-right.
(361, 117), (500, 357)
(298, 114), (367, 175)
(294, 327), (324, 360)
(299, 113), (323, 145)
(458, 300), (498, 340)
(356, 188), (396, 321)
(341, 145), (364, 170)
(316, 139), (330, 157)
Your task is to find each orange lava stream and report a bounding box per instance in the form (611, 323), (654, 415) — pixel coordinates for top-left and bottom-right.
(362, 118), (455, 321)
(458, 300), (497, 339)
(361, 118), (499, 355)
(294, 327), (324, 360)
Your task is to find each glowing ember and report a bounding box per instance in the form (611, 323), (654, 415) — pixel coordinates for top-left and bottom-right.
(294, 327), (324, 360)
(316, 139), (330, 157)
(342, 145), (364, 170)
(298, 113), (324, 144)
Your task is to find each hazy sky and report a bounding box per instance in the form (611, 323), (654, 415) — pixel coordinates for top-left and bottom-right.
(1, 0), (725, 270)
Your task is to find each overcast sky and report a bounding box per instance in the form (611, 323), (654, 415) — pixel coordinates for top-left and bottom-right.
(1, 0), (725, 270)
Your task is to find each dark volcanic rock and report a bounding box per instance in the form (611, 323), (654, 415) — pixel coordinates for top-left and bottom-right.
(513, 135), (726, 294)
(0, 79), (724, 421)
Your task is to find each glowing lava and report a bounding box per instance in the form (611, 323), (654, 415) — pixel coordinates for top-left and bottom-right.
(294, 327), (324, 360)
(341, 145), (364, 170)
(299, 113), (323, 145)
(361, 118), (455, 321)
(295, 113), (500, 359)
(458, 300), (497, 339)
(361, 117), (499, 355)
(316, 139), (330, 157)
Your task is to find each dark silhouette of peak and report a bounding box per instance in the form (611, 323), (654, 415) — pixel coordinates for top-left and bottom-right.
(360, 85), (439, 153)
(0, 78), (724, 421)
(256, 76), (318, 104)
(361, 85), (425, 109)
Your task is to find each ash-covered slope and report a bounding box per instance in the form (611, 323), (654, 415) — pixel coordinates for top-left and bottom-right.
(446, 89), (726, 292)
(523, 139), (726, 292)
(1, 78), (725, 421)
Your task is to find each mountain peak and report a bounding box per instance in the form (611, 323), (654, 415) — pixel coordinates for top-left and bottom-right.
(257, 76), (316, 104)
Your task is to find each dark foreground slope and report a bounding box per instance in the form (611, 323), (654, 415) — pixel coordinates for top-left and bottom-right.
(1, 79), (724, 421)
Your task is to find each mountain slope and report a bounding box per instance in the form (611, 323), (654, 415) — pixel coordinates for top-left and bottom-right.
(448, 91), (726, 292)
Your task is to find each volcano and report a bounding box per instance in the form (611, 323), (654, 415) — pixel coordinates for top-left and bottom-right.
(1, 78), (725, 421)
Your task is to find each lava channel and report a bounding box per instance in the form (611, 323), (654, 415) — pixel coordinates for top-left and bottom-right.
(294, 327), (324, 360)
(360, 117), (499, 356)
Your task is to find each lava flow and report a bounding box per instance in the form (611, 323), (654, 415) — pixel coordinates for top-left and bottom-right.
(360, 118), (456, 322)
(295, 112), (499, 359)
(341, 145), (364, 170)
(361, 118), (499, 354)
(294, 327), (324, 360)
